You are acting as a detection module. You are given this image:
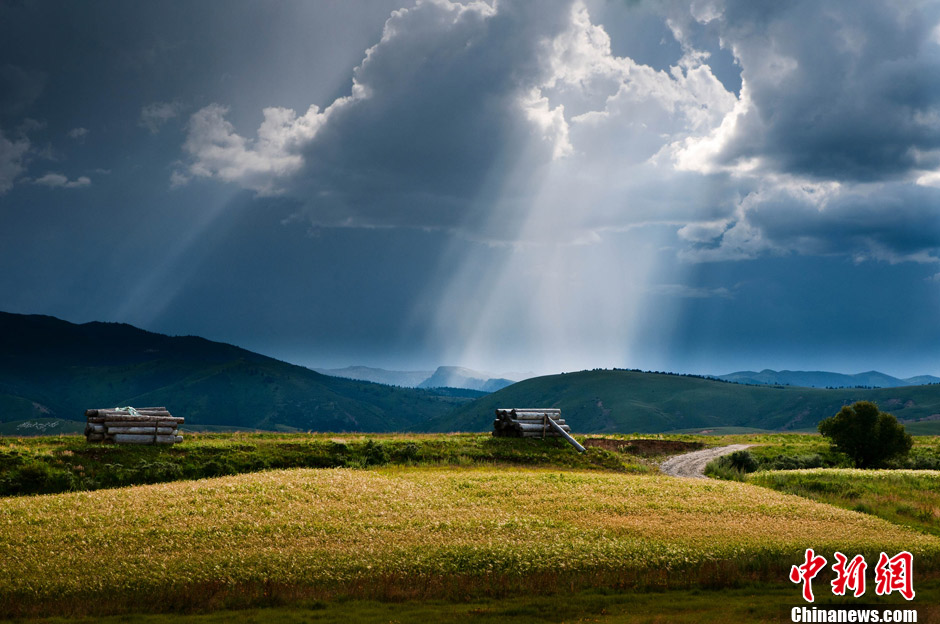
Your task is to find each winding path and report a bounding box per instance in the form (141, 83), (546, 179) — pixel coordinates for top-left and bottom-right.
(659, 444), (754, 478)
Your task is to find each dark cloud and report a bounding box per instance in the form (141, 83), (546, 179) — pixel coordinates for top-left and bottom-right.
(692, 0), (940, 182)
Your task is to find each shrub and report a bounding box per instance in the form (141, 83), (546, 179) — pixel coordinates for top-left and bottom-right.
(817, 401), (913, 468)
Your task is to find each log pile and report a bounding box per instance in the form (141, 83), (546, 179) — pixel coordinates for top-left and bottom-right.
(492, 408), (570, 438)
(84, 407), (184, 444)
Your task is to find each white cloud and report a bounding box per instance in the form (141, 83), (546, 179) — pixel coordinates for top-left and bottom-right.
(32, 172), (91, 189)
(67, 127), (88, 140)
(139, 101), (183, 134)
(177, 103), (325, 195)
(0, 128), (30, 194)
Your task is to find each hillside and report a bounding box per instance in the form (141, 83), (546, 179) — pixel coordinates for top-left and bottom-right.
(426, 369), (940, 433)
(0, 312), (468, 431)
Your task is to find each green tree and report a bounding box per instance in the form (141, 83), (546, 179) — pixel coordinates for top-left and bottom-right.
(817, 401), (912, 468)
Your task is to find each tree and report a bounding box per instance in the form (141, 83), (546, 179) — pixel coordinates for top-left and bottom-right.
(817, 401), (912, 468)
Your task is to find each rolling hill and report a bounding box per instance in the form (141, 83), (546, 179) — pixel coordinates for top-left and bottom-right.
(425, 369), (940, 434)
(0, 312), (472, 431)
(716, 369), (940, 388)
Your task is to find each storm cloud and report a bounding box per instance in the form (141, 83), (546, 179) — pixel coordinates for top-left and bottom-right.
(175, 0), (940, 265)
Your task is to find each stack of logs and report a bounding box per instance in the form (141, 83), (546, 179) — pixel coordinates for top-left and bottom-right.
(492, 408), (571, 438)
(84, 407), (184, 444)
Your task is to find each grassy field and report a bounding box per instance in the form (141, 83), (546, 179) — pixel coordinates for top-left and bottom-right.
(3, 432), (940, 621)
(21, 584), (940, 623)
(0, 433), (655, 496)
(749, 469), (940, 537)
(1, 466), (938, 619)
(2, 431), (938, 497)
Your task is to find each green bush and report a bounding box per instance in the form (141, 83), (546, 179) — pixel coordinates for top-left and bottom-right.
(818, 401), (913, 468)
(726, 450), (758, 472)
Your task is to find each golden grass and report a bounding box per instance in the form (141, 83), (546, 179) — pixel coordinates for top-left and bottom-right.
(1, 466), (938, 617)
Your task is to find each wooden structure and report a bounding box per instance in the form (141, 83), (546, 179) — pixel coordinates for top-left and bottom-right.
(84, 407), (184, 444)
(493, 408), (585, 453)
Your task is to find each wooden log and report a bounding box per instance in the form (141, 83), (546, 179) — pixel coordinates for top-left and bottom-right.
(113, 434), (182, 444)
(95, 411), (172, 419)
(106, 426), (176, 435)
(508, 414), (562, 421)
(511, 408), (561, 414)
(85, 433), (105, 442)
(502, 416), (566, 425)
(511, 422), (571, 433)
(100, 415), (184, 424)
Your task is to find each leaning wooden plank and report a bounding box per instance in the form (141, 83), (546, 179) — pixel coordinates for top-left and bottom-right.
(546, 416), (586, 453)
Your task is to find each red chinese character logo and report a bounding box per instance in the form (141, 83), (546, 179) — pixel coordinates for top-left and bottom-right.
(790, 548), (828, 602)
(875, 551), (915, 600)
(831, 552), (867, 597)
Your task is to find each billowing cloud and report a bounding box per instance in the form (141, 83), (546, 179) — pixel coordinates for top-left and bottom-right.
(0, 128), (30, 194)
(31, 172), (91, 189)
(174, 0), (940, 263)
(177, 103), (323, 194)
(139, 101), (183, 134)
(176, 0), (734, 237)
(673, 0), (940, 183)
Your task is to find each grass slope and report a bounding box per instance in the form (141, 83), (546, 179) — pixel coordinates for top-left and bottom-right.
(0, 312), (466, 432)
(0, 433), (646, 497)
(749, 469), (940, 538)
(2, 466), (937, 618)
(431, 369), (940, 434)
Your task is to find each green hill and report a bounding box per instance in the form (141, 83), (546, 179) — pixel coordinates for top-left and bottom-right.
(426, 369), (940, 434)
(0, 312), (468, 432)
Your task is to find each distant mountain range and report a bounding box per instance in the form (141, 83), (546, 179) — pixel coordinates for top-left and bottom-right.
(716, 369), (940, 389)
(3, 311), (940, 436)
(0, 312), (474, 431)
(313, 364), (524, 392)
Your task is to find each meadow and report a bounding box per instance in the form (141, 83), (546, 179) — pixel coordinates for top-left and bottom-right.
(2, 432), (939, 621)
(2, 466), (938, 619)
(749, 469), (940, 537)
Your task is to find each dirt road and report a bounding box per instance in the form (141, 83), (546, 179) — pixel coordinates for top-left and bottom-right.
(659, 444), (753, 478)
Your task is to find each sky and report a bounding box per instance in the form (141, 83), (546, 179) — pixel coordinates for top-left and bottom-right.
(1, 0), (940, 378)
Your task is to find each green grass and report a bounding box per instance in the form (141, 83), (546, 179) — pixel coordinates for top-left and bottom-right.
(16, 583), (940, 623)
(749, 469), (940, 537)
(4, 431), (938, 497)
(0, 432), (654, 496)
(2, 466), (938, 619)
